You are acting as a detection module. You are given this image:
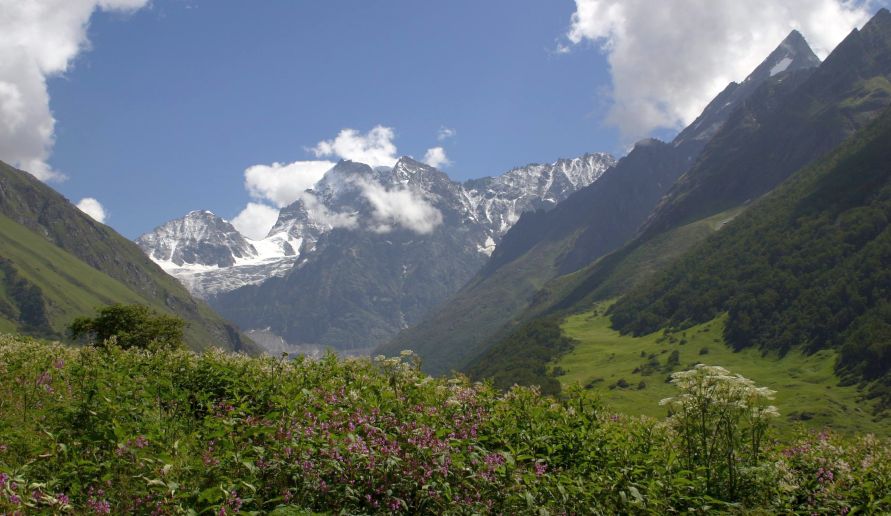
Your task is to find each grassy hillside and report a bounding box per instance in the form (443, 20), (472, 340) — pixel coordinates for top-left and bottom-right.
(1, 334), (889, 513)
(0, 214), (147, 333)
(526, 207), (746, 318)
(611, 105), (891, 413)
(0, 161), (256, 353)
(556, 306), (889, 436)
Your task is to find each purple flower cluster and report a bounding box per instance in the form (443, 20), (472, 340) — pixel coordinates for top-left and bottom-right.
(87, 487), (111, 514)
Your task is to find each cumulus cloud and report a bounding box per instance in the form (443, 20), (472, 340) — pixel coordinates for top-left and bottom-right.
(231, 202), (280, 240)
(311, 126), (399, 168)
(564, 0), (874, 142)
(76, 197), (107, 223)
(244, 160), (335, 207)
(357, 179), (443, 234)
(437, 126), (456, 141)
(423, 147), (451, 169)
(0, 0), (150, 181)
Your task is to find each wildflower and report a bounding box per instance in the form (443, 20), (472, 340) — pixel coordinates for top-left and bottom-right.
(36, 371), (53, 393)
(534, 462), (548, 477)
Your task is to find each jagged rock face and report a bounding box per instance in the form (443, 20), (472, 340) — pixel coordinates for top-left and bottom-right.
(136, 211), (257, 268)
(136, 152), (615, 350)
(136, 211), (302, 298)
(462, 153), (615, 236)
(674, 30), (821, 147)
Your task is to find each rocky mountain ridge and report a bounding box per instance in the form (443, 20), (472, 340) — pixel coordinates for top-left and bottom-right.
(137, 153), (616, 299)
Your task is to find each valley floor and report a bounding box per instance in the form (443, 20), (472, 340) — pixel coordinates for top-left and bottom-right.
(555, 304), (890, 435)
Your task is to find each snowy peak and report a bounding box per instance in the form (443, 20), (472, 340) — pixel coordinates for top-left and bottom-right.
(136, 210), (304, 298)
(675, 29), (820, 146)
(138, 150), (615, 296)
(749, 30), (821, 81)
(461, 152), (615, 235)
(136, 210), (257, 268)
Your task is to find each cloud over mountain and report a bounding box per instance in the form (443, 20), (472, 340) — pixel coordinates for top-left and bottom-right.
(565, 0), (873, 142)
(311, 126), (399, 168)
(76, 197), (107, 223)
(231, 202), (280, 240)
(423, 147), (451, 169)
(244, 160), (335, 208)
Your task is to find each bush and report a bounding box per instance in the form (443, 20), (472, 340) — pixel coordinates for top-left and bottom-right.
(68, 304), (185, 351)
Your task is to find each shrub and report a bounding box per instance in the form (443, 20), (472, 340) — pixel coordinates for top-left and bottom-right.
(68, 304), (185, 350)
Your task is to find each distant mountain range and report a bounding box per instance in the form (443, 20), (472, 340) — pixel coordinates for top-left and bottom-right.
(137, 153), (615, 350)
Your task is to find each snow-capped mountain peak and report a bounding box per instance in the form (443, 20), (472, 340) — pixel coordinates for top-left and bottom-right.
(137, 150), (615, 297)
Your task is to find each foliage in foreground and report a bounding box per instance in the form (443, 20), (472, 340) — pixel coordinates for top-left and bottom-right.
(0, 335), (889, 514)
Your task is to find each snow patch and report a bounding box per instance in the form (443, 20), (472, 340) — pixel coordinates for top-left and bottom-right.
(770, 57), (793, 77)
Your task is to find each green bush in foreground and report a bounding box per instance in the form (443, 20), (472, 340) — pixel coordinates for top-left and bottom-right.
(0, 334), (889, 514)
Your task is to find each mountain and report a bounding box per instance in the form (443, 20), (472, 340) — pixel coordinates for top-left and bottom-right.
(382, 29), (822, 375)
(138, 153), (615, 351)
(136, 211), (301, 298)
(610, 104), (891, 413)
(0, 160), (256, 352)
(640, 9), (891, 237)
(466, 9), (891, 396)
(546, 8), (891, 315)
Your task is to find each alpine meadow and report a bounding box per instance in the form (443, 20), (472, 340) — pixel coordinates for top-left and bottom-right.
(2, 1), (891, 514)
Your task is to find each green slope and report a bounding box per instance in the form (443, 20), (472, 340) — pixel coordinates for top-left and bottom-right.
(0, 161), (257, 353)
(554, 307), (889, 435)
(610, 104), (891, 413)
(466, 11), (891, 408)
(0, 213), (147, 333)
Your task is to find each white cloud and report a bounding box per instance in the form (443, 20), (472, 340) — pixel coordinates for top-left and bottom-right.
(311, 125), (399, 168)
(423, 147), (451, 169)
(564, 0), (873, 142)
(231, 202), (280, 240)
(0, 0), (150, 181)
(437, 126), (456, 141)
(357, 178), (443, 234)
(244, 160), (335, 208)
(76, 197), (107, 223)
(299, 191), (359, 230)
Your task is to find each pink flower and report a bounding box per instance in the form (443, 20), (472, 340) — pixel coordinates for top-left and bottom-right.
(534, 462), (548, 477)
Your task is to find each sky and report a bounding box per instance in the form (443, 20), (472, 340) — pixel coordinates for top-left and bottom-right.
(1, 0), (888, 238)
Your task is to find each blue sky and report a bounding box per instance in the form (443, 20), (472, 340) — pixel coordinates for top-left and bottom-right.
(3, 0), (885, 239)
(47, 1), (615, 238)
